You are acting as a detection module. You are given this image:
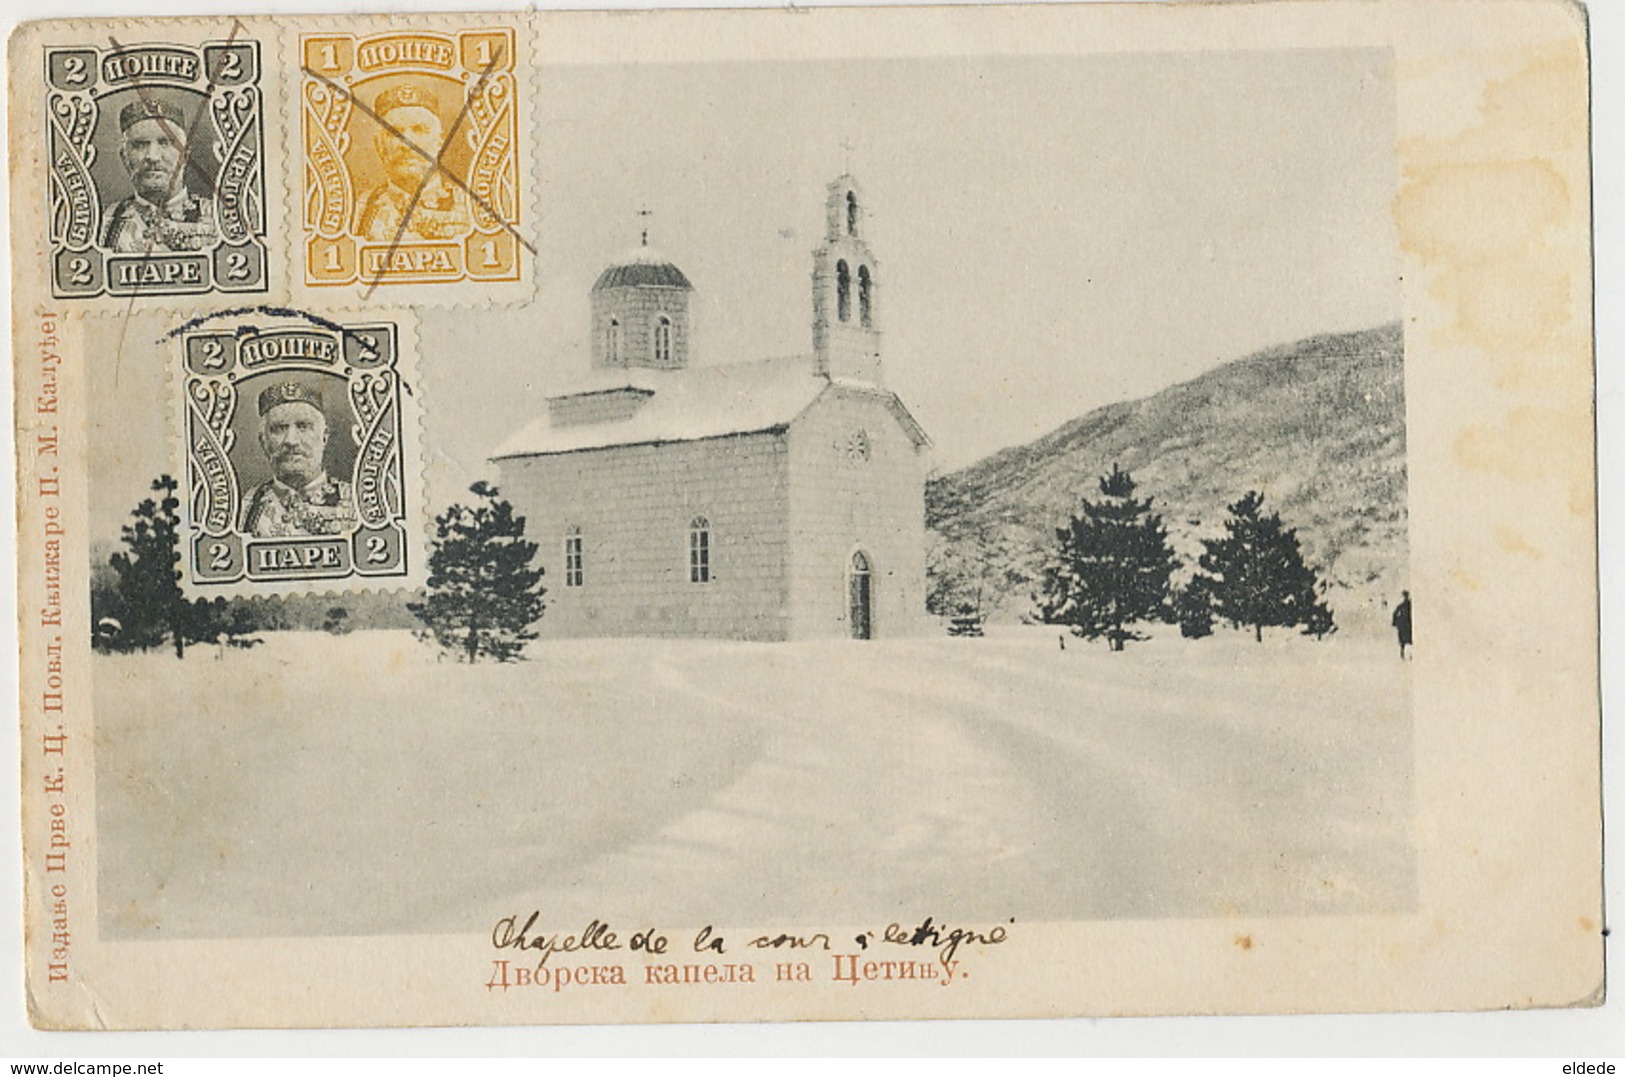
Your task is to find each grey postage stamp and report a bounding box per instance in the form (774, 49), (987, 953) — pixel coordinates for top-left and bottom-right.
(178, 313), (420, 593)
(45, 37), (268, 298)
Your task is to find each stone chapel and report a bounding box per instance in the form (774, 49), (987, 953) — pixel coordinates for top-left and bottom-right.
(491, 175), (930, 640)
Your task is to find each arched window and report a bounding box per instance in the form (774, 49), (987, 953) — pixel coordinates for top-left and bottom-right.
(563, 526), (583, 588)
(688, 516), (711, 583)
(606, 318), (621, 364)
(849, 550), (873, 640)
(857, 265), (873, 328)
(846, 191), (858, 235)
(836, 260), (850, 323)
(653, 315), (672, 365)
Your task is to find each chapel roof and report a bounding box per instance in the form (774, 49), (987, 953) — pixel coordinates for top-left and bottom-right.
(591, 243), (693, 291)
(490, 356), (928, 460)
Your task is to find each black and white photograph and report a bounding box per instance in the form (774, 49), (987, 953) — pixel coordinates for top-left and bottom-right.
(79, 44), (1415, 939)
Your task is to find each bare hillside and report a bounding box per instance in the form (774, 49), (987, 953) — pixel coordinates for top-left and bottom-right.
(927, 323), (1408, 628)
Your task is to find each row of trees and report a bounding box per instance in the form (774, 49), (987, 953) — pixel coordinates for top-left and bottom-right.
(1035, 465), (1333, 650)
(95, 476), (547, 662)
(100, 466), (1330, 661)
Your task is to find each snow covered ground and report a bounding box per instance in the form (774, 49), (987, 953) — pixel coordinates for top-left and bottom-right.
(93, 625), (1413, 939)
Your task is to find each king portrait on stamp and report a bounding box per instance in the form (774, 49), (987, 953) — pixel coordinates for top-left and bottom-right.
(353, 82), (470, 243)
(240, 378), (359, 538)
(99, 97), (220, 254)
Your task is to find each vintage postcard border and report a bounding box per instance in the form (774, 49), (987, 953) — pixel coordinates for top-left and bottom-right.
(9, 0), (1602, 1031)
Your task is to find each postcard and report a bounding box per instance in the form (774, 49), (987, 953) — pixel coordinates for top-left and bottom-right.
(9, 0), (1600, 1028)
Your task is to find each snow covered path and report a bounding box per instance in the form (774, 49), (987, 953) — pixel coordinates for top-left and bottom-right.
(94, 628), (1412, 938)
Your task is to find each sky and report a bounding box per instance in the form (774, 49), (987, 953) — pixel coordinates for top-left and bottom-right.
(497, 48), (1403, 470)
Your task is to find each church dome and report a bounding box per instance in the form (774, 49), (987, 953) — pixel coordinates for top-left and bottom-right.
(592, 245), (692, 291)
(589, 239), (694, 371)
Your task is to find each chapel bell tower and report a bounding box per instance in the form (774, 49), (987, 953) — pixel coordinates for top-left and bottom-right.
(812, 175), (882, 385)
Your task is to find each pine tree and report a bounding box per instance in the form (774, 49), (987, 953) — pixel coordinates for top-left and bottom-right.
(107, 475), (191, 657)
(322, 606), (353, 635)
(409, 481), (546, 662)
(1194, 491), (1335, 642)
(1174, 576), (1215, 639)
(102, 475), (264, 655)
(1035, 464), (1178, 650)
(1301, 581), (1337, 640)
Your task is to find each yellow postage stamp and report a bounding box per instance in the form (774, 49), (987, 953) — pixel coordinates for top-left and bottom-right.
(299, 26), (525, 293)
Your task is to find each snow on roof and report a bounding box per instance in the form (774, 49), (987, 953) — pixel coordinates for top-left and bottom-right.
(491, 356), (829, 459)
(591, 242), (693, 291)
(592, 260), (692, 291)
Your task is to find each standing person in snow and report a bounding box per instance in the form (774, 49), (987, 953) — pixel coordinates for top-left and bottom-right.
(1392, 590), (1413, 659)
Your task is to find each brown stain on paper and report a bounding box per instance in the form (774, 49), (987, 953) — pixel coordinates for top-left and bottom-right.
(1454, 406), (1592, 519)
(1448, 567), (1481, 594)
(1394, 44), (1592, 522)
(1493, 525), (1544, 560)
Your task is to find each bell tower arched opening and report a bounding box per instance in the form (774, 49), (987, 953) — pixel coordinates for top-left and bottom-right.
(812, 174), (882, 384)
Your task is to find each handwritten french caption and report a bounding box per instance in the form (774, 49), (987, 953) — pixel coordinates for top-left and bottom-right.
(483, 912), (1012, 993)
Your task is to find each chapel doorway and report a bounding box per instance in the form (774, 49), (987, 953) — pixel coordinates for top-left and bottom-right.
(849, 551), (873, 640)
